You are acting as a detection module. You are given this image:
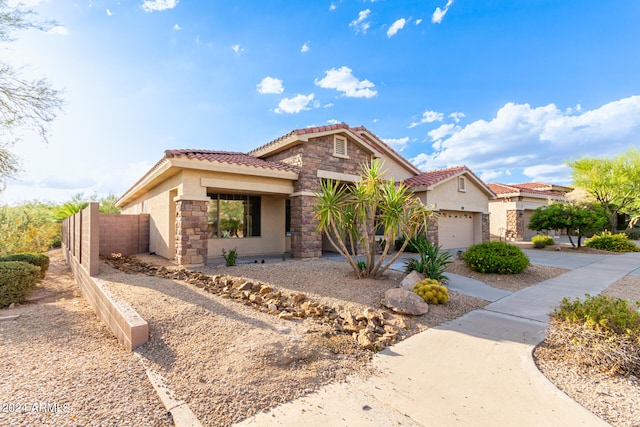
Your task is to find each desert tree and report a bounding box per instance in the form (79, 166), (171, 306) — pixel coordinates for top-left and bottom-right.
(528, 202), (607, 248)
(315, 159), (435, 279)
(0, 0), (63, 181)
(567, 147), (640, 231)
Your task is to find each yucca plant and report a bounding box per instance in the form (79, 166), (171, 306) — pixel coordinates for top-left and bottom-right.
(315, 159), (435, 279)
(404, 239), (452, 282)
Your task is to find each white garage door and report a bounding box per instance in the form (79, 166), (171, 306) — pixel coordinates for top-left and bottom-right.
(438, 211), (474, 249)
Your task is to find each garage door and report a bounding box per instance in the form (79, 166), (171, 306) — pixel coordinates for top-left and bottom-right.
(438, 211), (474, 249)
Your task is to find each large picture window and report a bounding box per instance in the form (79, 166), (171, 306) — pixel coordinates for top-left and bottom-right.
(207, 194), (261, 238)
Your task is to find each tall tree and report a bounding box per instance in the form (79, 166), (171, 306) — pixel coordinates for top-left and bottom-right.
(0, 0), (63, 181)
(567, 147), (640, 231)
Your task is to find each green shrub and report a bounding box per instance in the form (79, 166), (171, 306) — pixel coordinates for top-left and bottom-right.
(585, 231), (640, 252)
(624, 227), (640, 241)
(462, 242), (529, 274)
(0, 261), (41, 308)
(0, 253), (50, 280)
(413, 278), (449, 305)
(548, 295), (640, 375)
(404, 239), (452, 282)
(531, 235), (555, 248)
(222, 247), (238, 266)
(395, 234), (429, 253)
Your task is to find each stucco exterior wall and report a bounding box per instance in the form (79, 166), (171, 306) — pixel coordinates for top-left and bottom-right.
(421, 176), (490, 214)
(489, 196), (557, 240)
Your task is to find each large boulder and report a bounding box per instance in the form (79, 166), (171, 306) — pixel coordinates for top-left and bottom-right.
(382, 288), (429, 315)
(400, 270), (424, 290)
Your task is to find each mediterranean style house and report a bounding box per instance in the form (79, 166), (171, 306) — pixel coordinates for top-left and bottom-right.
(487, 182), (573, 241)
(116, 123), (495, 266)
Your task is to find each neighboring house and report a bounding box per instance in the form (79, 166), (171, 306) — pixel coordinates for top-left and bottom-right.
(405, 166), (495, 249)
(488, 182), (573, 241)
(116, 123), (493, 265)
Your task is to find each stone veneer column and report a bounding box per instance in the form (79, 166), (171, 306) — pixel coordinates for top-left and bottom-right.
(481, 213), (490, 243)
(506, 210), (525, 240)
(175, 199), (208, 266)
(290, 195), (322, 259)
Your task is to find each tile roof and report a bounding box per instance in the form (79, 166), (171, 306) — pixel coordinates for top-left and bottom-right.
(487, 182), (566, 198)
(164, 149), (298, 172)
(404, 165), (468, 187)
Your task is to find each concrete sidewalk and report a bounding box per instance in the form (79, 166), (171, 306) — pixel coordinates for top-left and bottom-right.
(236, 251), (640, 427)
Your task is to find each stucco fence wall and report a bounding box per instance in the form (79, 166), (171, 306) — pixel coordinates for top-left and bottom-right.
(61, 203), (150, 350)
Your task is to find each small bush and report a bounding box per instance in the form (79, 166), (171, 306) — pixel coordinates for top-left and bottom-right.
(413, 278), (449, 305)
(404, 239), (452, 282)
(462, 242), (529, 274)
(585, 231), (640, 252)
(0, 253), (50, 280)
(222, 247), (238, 266)
(548, 294), (640, 375)
(624, 227), (640, 241)
(0, 261), (41, 308)
(395, 234), (428, 253)
(531, 235), (555, 248)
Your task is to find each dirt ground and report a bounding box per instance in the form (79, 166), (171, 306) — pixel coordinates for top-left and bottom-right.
(1, 246), (638, 426)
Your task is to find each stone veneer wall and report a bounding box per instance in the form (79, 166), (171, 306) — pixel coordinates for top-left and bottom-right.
(264, 135), (371, 259)
(506, 210), (524, 240)
(175, 199), (208, 265)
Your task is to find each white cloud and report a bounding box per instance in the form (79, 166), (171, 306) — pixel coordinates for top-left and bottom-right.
(256, 76), (284, 94)
(409, 110), (444, 127)
(314, 66), (377, 98)
(522, 164), (571, 183)
(350, 9), (371, 34)
(301, 42), (310, 53)
(141, 0), (178, 13)
(415, 18), (423, 25)
(327, 119), (340, 125)
(275, 94), (316, 114)
(106, 9), (113, 16)
(382, 137), (409, 152)
(410, 95), (640, 184)
(173, 24), (181, 31)
(432, 0), (454, 24)
(449, 112), (466, 122)
(8, 0), (42, 6)
(47, 26), (69, 36)
(232, 44), (244, 54)
(329, 3), (337, 11)
(387, 18), (406, 38)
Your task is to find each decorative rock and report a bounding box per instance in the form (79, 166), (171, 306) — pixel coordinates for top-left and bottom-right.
(382, 288), (429, 315)
(400, 271), (424, 290)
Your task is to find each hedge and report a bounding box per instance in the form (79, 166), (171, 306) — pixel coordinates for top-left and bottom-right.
(0, 253), (50, 280)
(0, 261), (41, 308)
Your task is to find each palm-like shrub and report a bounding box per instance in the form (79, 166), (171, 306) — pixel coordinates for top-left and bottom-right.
(404, 239), (452, 282)
(462, 242), (529, 274)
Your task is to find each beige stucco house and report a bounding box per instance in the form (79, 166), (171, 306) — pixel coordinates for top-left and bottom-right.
(116, 123), (494, 265)
(487, 182), (573, 241)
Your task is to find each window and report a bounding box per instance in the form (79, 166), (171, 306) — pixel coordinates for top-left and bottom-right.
(207, 194), (261, 238)
(458, 176), (467, 192)
(333, 135), (348, 158)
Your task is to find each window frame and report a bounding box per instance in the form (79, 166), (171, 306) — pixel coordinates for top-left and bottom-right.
(207, 193), (261, 239)
(458, 176), (467, 192)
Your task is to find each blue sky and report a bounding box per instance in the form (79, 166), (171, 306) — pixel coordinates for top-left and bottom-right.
(3, 0), (640, 204)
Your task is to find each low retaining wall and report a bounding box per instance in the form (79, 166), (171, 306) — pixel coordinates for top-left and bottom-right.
(62, 203), (149, 351)
(63, 245), (148, 350)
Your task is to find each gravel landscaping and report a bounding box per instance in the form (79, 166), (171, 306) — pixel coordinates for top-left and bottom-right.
(2, 246), (638, 426)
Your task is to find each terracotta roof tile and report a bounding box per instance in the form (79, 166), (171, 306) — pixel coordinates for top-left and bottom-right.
(488, 182), (566, 198)
(164, 149), (298, 172)
(404, 166), (467, 187)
